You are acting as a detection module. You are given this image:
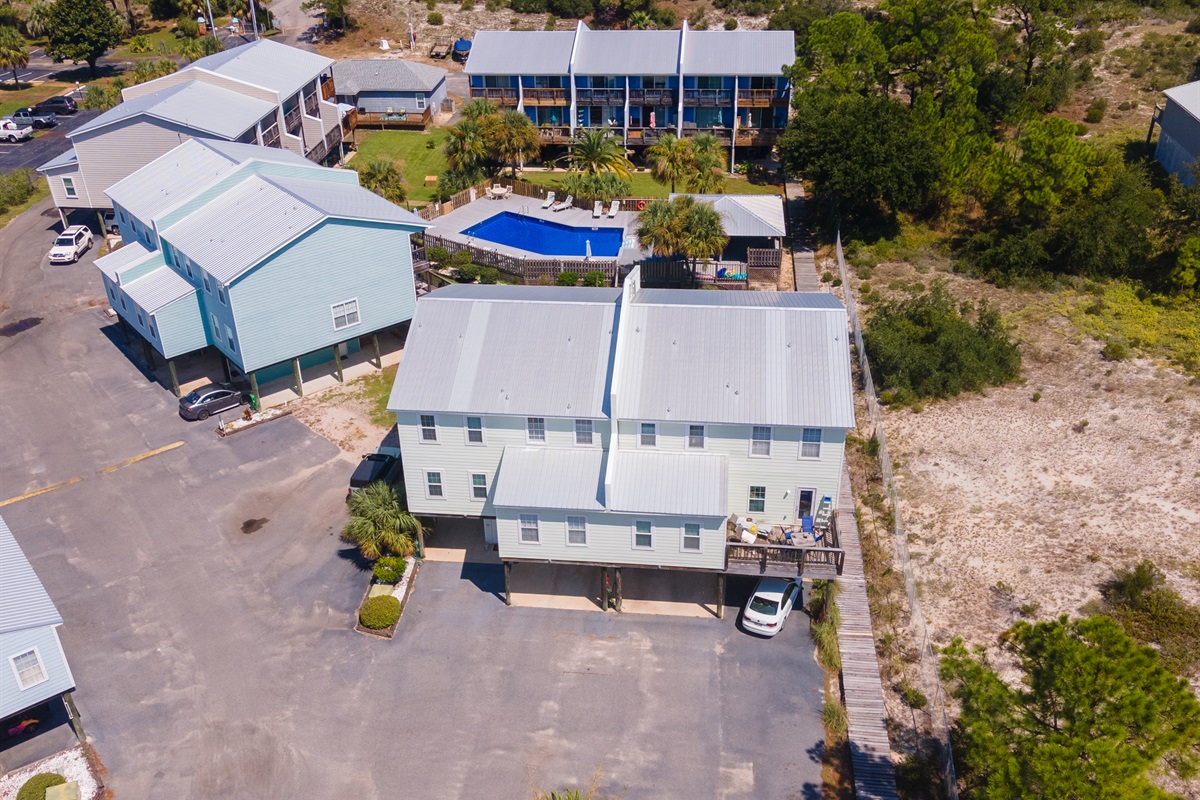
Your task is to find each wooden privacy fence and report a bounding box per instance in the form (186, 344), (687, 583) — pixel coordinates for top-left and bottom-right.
(420, 233), (618, 286)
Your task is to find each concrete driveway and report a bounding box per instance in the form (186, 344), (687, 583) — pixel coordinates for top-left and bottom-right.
(0, 201), (827, 798)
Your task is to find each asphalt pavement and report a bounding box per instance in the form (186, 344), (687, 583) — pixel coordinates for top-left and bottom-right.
(0, 110), (100, 172)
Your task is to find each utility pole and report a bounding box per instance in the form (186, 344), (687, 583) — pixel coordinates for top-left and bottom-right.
(249, 0), (260, 39)
(204, 0), (216, 36)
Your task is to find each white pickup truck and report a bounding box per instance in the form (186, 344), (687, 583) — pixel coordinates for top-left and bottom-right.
(0, 119), (32, 143)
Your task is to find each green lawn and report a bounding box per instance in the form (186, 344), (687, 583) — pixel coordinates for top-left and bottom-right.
(350, 129), (449, 203)
(0, 177), (50, 231)
(111, 27), (181, 59)
(517, 169), (782, 198)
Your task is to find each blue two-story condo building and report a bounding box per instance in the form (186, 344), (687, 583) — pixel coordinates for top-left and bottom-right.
(464, 22), (794, 151)
(93, 138), (428, 398)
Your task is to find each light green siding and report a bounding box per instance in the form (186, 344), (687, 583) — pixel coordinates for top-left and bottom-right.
(153, 293), (209, 358)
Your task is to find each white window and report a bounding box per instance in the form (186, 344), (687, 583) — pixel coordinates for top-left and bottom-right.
(136, 310), (144, 327)
(574, 419), (593, 445)
(62, 177), (76, 198)
(519, 513), (540, 543)
(183, 259), (193, 278)
(419, 414), (437, 442)
(687, 424), (705, 449)
(203, 274), (211, 293)
(217, 285), (226, 305)
(801, 428), (822, 459)
(331, 299), (361, 331)
(465, 416), (484, 445)
(682, 522), (702, 552)
(9, 648), (47, 690)
(749, 485), (766, 513)
(633, 520), (653, 549)
(224, 323), (235, 351)
(639, 422), (656, 447)
(425, 471), (444, 498)
(470, 472), (488, 500)
(526, 417), (546, 443)
(751, 425), (772, 456)
(416, 95), (427, 110)
(566, 515), (587, 546)
(209, 313), (219, 337)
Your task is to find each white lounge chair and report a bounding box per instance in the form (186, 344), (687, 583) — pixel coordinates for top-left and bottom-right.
(540, 192), (556, 209)
(607, 199), (620, 218)
(552, 194), (573, 212)
(593, 200), (603, 218)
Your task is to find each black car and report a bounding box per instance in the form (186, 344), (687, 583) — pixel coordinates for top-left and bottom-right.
(348, 453), (398, 497)
(179, 383), (244, 421)
(34, 95), (78, 115)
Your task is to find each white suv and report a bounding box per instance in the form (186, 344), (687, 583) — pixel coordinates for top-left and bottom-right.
(48, 225), (93, 264)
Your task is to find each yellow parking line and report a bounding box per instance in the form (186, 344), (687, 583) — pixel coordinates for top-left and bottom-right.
(99, 441), (185, 475)
(0, 477), (83, 508)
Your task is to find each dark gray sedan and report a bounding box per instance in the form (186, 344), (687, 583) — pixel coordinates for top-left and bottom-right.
(179, 383), (244, 421)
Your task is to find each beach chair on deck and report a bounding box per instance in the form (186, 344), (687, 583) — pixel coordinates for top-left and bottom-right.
(552, 194), (573, 212)
(540, 191), (556, 209)
(593, 200), (603, 218)
(607, 199), (620, 218)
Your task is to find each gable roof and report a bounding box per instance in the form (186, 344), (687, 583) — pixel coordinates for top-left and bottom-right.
(464, 30), (579, 75)
(333, 58), (447, 95)
(681, 30), (795, 75)
(105, 138), (316, 223)
(94, 240), (154, 281)
(162, 174), (427, 283)
(669, 193), (787, 238)
(1164, 80), (1200, 122)
(0, 515), (63, 636)
(388, 286), (621, 418)
(573, 30), (681, 75)
(180, 39), (334, 100)
(71, 80), (274, 139)
(122, 265), (197, 313)
(38, 146), (78, 172)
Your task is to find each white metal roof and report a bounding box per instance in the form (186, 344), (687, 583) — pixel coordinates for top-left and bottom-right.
(37, 146), (77, 172)
(72, 80), (274, 139)
(669, 194), (787, 238)
(464, 30), (577, 75)
(637, 289), (842, 308)
(681, 30), (796, 75)
(161, 173), (426, 284)
(181, 39), (334, 100)
(333, 58), (447, 95)
(95, 240), (154, 281)
(615, 293), (856, 428)
(122, 265), (197, 313)
(607, 451), (727, 516)
(573, 30), (681, 75)
(491, 447), (607, 511)
(388, 287), (619, 418)
(0, 516), (63, 636)
(1165, 80), (1200, 122)
(107, 139), (257, 222)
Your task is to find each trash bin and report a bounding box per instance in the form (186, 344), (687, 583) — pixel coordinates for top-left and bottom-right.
(249, 393), (260, 412)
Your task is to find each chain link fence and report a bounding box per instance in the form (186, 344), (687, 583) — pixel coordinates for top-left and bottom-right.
(836, 233), (960, 800)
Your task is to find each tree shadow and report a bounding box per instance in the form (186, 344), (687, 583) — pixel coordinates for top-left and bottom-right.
(336, 545), (373, 574)
(459, 561), (505, 602)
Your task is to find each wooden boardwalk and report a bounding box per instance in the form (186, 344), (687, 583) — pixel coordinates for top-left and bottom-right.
(785, 180), (820, 291)
(836, 466), (900, 800)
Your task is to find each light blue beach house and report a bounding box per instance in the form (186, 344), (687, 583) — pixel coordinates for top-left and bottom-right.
(94, 138), (428, 397)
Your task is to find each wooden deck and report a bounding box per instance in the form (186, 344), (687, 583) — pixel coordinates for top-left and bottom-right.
(786, 180), (820, 291)
(835, 465), (900, 800)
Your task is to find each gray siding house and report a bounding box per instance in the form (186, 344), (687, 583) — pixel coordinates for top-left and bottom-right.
(95, 138), (429, 398)
(333, 59), (448, 116)
(39, 40), (343, 226)
(0, 515), (76, 723)
(389, 271), (855, 603)
(1154, 80), (1199, 185)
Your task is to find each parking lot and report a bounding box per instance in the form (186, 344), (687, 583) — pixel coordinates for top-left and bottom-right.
(0, 200), (827, 798)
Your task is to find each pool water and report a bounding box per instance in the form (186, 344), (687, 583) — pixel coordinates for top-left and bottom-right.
(462, 211), (623, 257)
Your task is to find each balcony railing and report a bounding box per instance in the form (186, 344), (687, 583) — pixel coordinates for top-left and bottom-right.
(469, 87), (519, 105)
(628, 88), (675, 105)
(261, 122), (281, 149)
(576, 87), (626, 105)
(522, 87), (568, 106)
(321, 76), (335, 101)
(737, 88), (789, 107)
(303, 92), (319, 118)
(735, 128), (780, 147)
(537, 126), (572, 144)
(284, 106), (302, 136)
(354, 107), (433, 130)
(724, 515), (845, 578)
(683, 88), (733, 106)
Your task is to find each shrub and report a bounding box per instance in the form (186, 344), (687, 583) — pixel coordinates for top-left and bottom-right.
(1031, 391), (1041, 402)
(373, 557), (408, 584)
(1084, 98), (1107, 123)
(477, 266), (500, 284)
(544, 14), (557, 29)
(821, 270), (833, 283)
(427, 11), (444, 23)
(863, 282), (1022, 402)
(427, 246), (450, 266)
(1187, 16), (1200, 35)
(724, 17), (738, 29)
(460, 0), (474, 8)
(127, 34), (153, 53)
(822, 696), (848, 741)
(1073, 28), (1105, 55)
(831, 277), (842, 287)
(556, 271), (579, 286)
(17, 774), (65, 800)
(175, 15), (199, 37)
(582, 270), (606, 287)
(359, 595), (401, 629)
(1103, 339), (1129, 361)
(1103, 561), (1200, 676)
(898, 678), (929, 709)
(0, 169), (37, 212)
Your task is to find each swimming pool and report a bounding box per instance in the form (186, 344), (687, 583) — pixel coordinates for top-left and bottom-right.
(462, 211), (623, 257)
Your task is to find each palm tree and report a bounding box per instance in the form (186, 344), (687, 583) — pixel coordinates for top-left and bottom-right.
(358, 159), (406, 204)
(678, 196), (729, 269)
(686, 133), (725, 193)
(492, 109), (540, 177)
(460, 98), (499, 121)
(0, 26), (30, 91)
(342, 481), (423, 560)
(444, 117), (488, 173)
(24, 2), (53, 37)
(646, 133), (693, 194)
(626, 11), (655, 29)
(636, 198), (684, 256)
(565, 127), (632, 178)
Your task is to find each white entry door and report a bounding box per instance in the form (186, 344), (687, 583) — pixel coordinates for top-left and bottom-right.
(482, 517), (498, 545)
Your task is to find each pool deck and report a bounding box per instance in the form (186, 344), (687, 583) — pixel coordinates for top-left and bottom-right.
(426, 193), (642, 261)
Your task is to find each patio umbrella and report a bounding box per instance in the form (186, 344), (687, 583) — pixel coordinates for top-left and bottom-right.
(649, 111), (656, 128)
(586, 239), (592, 258)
